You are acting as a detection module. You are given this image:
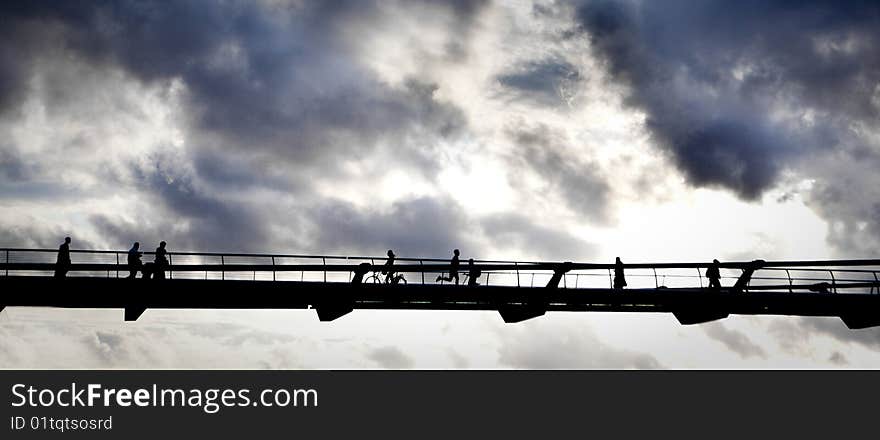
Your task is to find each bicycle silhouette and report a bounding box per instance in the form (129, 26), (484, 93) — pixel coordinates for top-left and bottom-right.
(364, 270), (407, 285)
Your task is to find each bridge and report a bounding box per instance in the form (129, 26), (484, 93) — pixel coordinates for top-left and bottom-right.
(2, 248), (880, 328)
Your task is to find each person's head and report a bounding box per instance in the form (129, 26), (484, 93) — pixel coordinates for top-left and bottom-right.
(453, 249), (460, 256)
(64, 237), (71, 244)
(387, 249), (395, 257)
(159, 241), (166, 248)
(615, 257), (621, 264)
(713, 259), (719, 264)
(132, 242), (139, 250)
(468, 258), (474, 264)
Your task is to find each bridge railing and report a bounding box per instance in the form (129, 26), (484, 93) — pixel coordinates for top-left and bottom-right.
(2, 248), (880, 294)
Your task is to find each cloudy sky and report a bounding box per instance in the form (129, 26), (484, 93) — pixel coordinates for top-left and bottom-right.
(2, 0), (880, 368)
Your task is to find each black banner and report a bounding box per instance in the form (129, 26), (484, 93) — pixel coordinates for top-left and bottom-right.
(1, 370), (875, 438)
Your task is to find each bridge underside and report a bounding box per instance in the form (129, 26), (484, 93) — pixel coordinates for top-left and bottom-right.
(2, 276), (879, 329)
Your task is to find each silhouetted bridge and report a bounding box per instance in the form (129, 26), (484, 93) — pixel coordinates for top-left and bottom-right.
(2, 248), (880, 328)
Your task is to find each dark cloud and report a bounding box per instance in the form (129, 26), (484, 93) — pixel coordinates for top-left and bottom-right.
(703, 322), (766, 359)
(798, 317), (880, 350)
(506, 123), (610, 223)
(770, 317), (880, 358)
(311, 196), (476, 257)
(0, 0), (490, 261)
(0, 147), (31, 181)
(803, 169), (880, 256)
(497, 58), (581, 105)
(0, 224), (94, 250)
(366, 345), (415, 369)
(83, 331), (128, 363)
(190, 149), (298, 192)
(424, 0), (492, 61)
(480, 213), (596, 260)
(141, 168), (265, 249)
(573, 0), (880, 200)
(767, 318), (809, 354)
(89, 156), (277, 252)
(1, 0), (470, 175)
(0, 148), (76, 201)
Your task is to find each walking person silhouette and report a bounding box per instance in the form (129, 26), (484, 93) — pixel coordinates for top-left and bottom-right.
(706, 259), (722, 289)
(54, 237), (71, 278)
(436, 249), (460, 285)
(154, 241), (168, 279)
(127, 242), (142, 279)
(466, 258), (481, 287)
(382, 249), (396, 284)
(613, 257), (627, 289)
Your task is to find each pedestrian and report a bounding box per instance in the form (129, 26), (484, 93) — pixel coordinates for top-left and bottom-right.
(54, 237), (72, 278)
(613, 257), (627, 289)
(127, 242), (142, 279)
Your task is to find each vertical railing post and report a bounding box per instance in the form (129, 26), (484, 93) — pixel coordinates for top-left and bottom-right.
(873, 271), (878, 295)
(608, 269), (613, 289)
(530, 273), (534, 288)
(5, 250), (8, 277)
(786, 270), (793, 293)
(420, 260), (424, 285)
(829, 270), (836, 294)
(486, 272), (490, 286)
(575, 274), (579, 288)
(515, 262), (520, 288)
(221, 255), (225, 281)
(323, 258), (327, 283)
(653, 268), (658, 288)
(115, 252), (119, 279)
(696, 268), (703, 288)
(272, 256), (276, 282)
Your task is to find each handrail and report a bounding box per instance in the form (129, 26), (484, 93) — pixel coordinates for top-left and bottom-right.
(3, 247), (880, 295)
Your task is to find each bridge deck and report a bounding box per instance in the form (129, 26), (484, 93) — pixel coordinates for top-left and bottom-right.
(2, 248), (880, 327)
(2, 275), (880, 328)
